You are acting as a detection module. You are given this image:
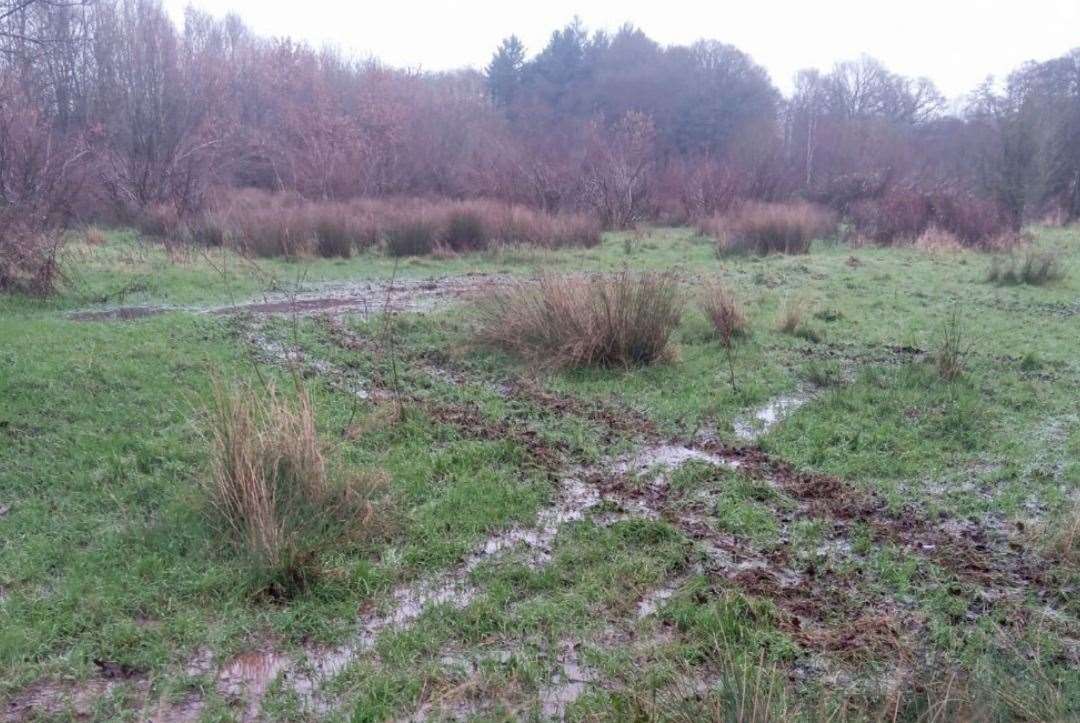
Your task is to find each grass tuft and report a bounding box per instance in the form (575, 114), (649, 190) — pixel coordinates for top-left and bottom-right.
(205, 377), (386, 596)
(701, 201), (836, 255)
(476, 271), (684, 368)
(986, 250), (1065, 285)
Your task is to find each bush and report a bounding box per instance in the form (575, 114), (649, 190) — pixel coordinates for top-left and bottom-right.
(205, 379), (385, 596)
(0, 229), (66, 296)
(444, 209), (488, 251)
(701, 201), (836, 255)
(385, 218), (439, 257)
(849, 188), (1014, 248)
(476, 271), (684, 368)
(987, 250), (1065, 285)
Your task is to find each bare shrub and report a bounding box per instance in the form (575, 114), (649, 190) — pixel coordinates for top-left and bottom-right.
(986, 250), (1065, 286)
(701, 201), (836, 255)
(476, 271), (684, 368)
(849, 188), (1014, 248)
(205, 378), (385, 595)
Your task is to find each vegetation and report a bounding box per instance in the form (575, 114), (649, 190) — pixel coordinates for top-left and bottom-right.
(476, 271), (684, 368)
(700, 201), (838, 255)
(2, 225), (1077, 720)
(986, 249), (1066, 285)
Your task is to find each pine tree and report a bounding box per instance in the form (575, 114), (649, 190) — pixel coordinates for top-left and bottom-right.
(484, 35), (525, 108)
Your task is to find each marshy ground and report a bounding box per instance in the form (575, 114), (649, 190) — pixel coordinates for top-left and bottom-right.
(1, 227), (1078, 721)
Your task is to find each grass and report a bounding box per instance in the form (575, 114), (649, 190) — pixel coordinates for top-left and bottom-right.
(0, 224), (1078, 719)
(475, 271), (684, 368)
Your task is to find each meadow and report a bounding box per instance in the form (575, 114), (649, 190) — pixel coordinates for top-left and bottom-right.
(0, 225), (1078, 721)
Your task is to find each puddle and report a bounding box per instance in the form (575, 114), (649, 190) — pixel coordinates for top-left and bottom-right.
(217, 650), (288, 721)
(615, 445), (739, 479)
(538, 641), (598, 720)
(636, 578), (684, 619)
(465, 477), (601, 571)
(733, 394), (810, 441)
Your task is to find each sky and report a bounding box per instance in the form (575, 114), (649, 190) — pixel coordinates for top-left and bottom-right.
(163, 0), (1079, 98)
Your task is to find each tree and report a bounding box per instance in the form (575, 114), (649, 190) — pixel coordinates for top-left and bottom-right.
(484, 35), (524, 109)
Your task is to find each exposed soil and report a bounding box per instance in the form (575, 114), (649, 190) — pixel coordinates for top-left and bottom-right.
(69, 274), (509, 322)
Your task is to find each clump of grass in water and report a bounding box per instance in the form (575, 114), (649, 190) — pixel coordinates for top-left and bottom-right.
(205, 377), (387, 597)
(475, 271), (684, 369)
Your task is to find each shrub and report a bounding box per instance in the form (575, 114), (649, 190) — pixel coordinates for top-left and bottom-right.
(849, 188), (1014, 248)
(385, 218), (438, 257)
(205, 379), (385, 596)
(476, 271), (684, 368)
(701, 201), (836, 255)
(0, 229), (67, 296)
(987, 250), (1065, 286)
(700, 279), (748, 341)
(444, 208), (489, 251)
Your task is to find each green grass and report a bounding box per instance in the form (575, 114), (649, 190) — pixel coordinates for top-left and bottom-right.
(1, 225), (1078, 720)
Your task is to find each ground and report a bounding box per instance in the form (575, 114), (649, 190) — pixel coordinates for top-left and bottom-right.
(0, 227), (1078, 721)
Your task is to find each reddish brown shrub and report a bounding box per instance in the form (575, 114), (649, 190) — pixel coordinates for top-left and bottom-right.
(849, 188), (1014, 248)
(700, 201), (836, 255)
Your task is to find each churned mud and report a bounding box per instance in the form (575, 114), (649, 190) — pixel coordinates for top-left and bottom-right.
(70, 274), (508, 322)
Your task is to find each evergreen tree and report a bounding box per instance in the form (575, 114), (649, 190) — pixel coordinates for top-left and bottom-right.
(484, 35), (525, 108)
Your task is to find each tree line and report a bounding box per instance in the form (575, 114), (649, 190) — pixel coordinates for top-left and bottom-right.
(1, 1), (1078, 261)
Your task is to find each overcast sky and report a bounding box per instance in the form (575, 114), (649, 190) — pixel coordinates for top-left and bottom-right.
(163, 0), (1079, 98)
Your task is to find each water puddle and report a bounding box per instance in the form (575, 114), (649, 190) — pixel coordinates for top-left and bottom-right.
(538, 641), (598, 720)
(733, 394), (810, 441)
(615, 445), (740, 479)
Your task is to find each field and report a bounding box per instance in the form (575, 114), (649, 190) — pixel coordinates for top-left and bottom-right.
(1, 226), (1078, 721)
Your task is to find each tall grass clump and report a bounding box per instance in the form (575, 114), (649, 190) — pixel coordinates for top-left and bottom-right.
(701, 201), (837, 255)
(476, 271), (684, 368)
(205, 378), (385, 596)
(180, 189), (602, 258)
(933, 308), (972, 381)
(700, 279), (748, 393)
(986, 250), (1065, 285)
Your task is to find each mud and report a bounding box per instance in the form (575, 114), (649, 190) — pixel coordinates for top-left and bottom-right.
(71, 274), (508, 322)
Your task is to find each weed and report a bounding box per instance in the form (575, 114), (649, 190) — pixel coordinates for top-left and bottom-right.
(775, 297), (810, 337)
(476, 271), (684, 368)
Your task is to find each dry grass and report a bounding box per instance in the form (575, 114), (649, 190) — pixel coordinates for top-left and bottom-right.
(986, 249), (1066, 285)
(205, 378), (385, 595)
(83, 226), (108, 246)
(913, 226), (965, 254)
(775, 297), (807, 335)
(1045, 501), (1080, 566)
(700, 279), (748, 341)
(476, 271), (684, 368)
(176, 189), (602, 258)
(701, 201), (837, 255)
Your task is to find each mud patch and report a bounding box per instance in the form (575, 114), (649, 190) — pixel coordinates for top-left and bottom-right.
(214, 274), (508, 318)
(69, 305), (169, 321)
